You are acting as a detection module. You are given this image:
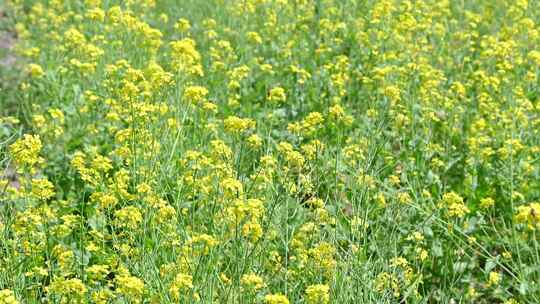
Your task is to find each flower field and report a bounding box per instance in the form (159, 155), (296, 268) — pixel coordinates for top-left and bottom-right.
(1, 0), (540, 303)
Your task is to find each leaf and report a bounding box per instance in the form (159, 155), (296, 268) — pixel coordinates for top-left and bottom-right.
(432, 241), (443, 257)
(484, 258), (497, 272)
(453, 261), (467, 273)
(519, 282), (529, 295)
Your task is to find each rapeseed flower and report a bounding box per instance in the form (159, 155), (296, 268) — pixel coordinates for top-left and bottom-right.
(305, 284), (330, 304)
(265, 294), (289, 304)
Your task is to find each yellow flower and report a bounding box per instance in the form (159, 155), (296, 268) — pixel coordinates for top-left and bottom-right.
(306, 197), (325, 209)
(487, 271), (501, 287)
(407, 232), (424, 242)
(114, 206), (143, 229)
(116, 274), (144, 302)
(480, 197), (495, 209)
(27, 63), (45, 78)
(86, 264), (110, 282)
(188, 233), (219, 255)
(375, 272), (400, 298)
(417, 248), (428, 261)
(305, 284), (330, 304)
(277, 142), (305, 168)
(328, 104), (353, 125)
(63, 27), (86, 47)
(383, 85), (401, 103)
(9, 134), (43, 170)
(92, 192), (118, 209)
(86, 8), (105, 22)
(156, 204), (177, 225)
(515, 202), (540, 229)
(528, 50), (540, 65)
(170, 39), (203, 75)
(220, 273), (231, 285)
(31, 178), (56, 200)
(48, 278), (87, 300)
(247, 31), (263, 44)
(0, 116), (19, 125)
(268, 87), (286, 103)
(211, 139), (233, 159)
(241, 273), (265, 291)
(300, 112), (324, 135)
(223, 116), (256, 135)
(0, 289), (19, 304)
(309, 242), (337, 278)
(264, 293), (289, 304)
(441, 192), (470, 218)
(90, 289), (115, 304)
(169, 273), (193, 300)
(159, 13), (169, 23)
(242, 221), (263, 242)
(467, 286), (478, 299)
(91, 154), (113, 172)
(48, 108), (65, 123)
(84, 0), (101, 8)
(175, 18), (191, 32)
(183, 85), (208, 104)
(247, 134), (263, 148)
(397, 192), (412, 204)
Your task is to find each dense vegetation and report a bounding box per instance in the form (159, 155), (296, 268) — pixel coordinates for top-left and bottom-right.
(1, 0), (540, 303)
